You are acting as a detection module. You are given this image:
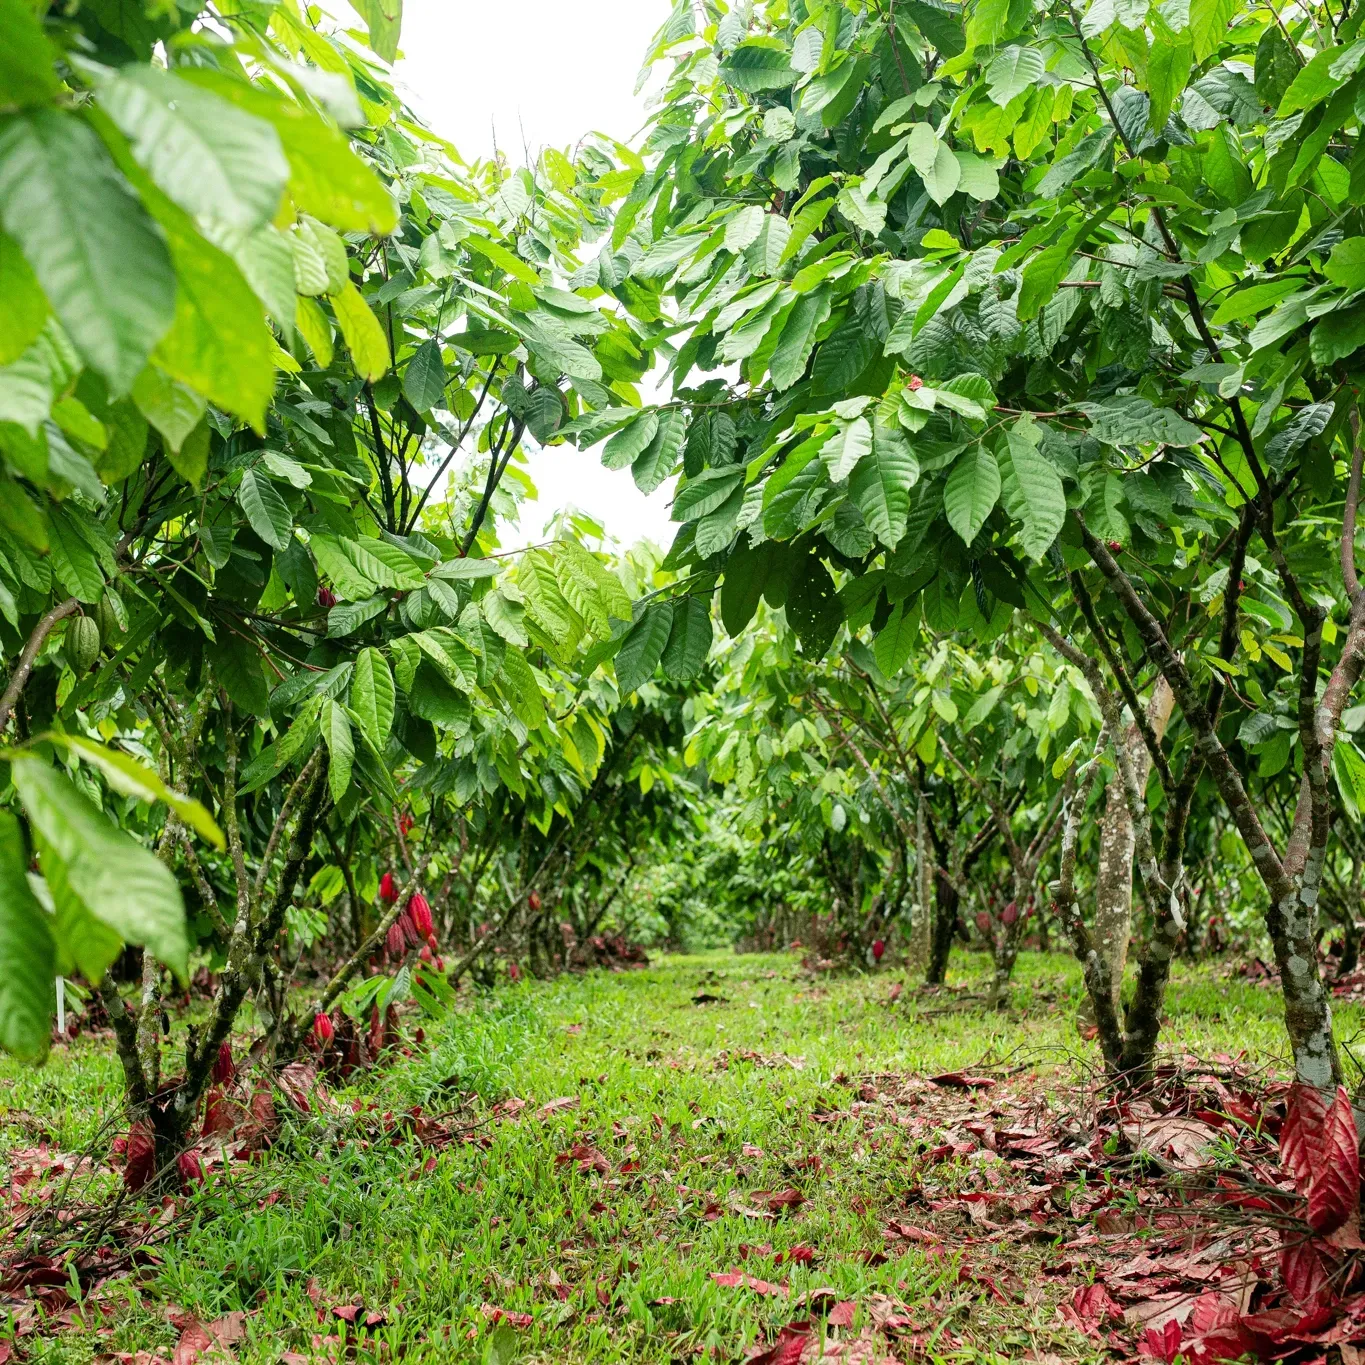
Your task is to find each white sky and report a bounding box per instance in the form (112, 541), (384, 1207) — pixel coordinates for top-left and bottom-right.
(386, 0), (681, 553)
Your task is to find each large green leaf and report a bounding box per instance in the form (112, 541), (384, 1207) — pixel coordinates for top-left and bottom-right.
(207, 631), (270, 716)
(633, 408), (686, 494)
(661, 597), (714, 682)
(615, 603), (674, 694)
(403, 338), (447, 411)
(9, 756), (188, 980)
(874, 602), (918, 676)
(944, 444), (1000, 545)
(176, 71), (398, 235)
(100, 67), (289, 231)
(1005, 427), (1065, 561)
(850, 423), (919, 548)
(0, 110), (174, 391)
(0, 811), (54, 1064)
(0, 231), (48, 367)
(322, 698), (354, 804)
(238, 467), (293, 551)
(0, 0), (59, 110)
(786, 555), (842, 658)
(719, 41), (797, 91)
(333, 280), (391, 381)
(351, 646), (396, 751)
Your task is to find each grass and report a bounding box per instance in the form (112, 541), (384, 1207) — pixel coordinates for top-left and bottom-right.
(3, 948), (1357, 1364)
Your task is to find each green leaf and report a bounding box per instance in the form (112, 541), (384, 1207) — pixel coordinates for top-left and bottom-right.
(986, 46), (1045, 106)
(351, 646), (396, 751)
(874, 602), (919, 675)
(0, 110), (174, 392)
(0, 810), (54, 1064)
(633, 408), (686, 494)
(322, 698), (354, 804)
(100, 67), (289, 232)
(403, 338), (447, 411)
(821, 417), (873, 482)
(238, 467), (293, 551)
(719, 40), (797, 92)
(9, 755), (188, 981)
(47, 508), (104, 604)
(1147, 28), (1194, 129)
(1006, 426), (1066, 560)
(787, 555), (842, 658)
(602, 410), (660, 470)
(353, 0), (403, 62)
(850, 424), (919, 548)
(661, 597), (713, 682)
(944, 443), (1000, 545)
(0, 231), (48, 367)
(131, 366), (206, 453)
(176, 71), (398, 235)
(207, 631), (270, 717)
(45, 734), (224, 850)
(770, 287), (833, 391)
(966, 0), (1010, 50)
(615, 603), (674, 694)
(1080, 395), (1205, 447)
(1326, 238), (1365, 290)
(333, 280), (391, 381)
(0, 0), (59, 110)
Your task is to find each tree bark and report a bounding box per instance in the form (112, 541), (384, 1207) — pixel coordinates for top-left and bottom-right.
(1093, 679), (1175, 1014)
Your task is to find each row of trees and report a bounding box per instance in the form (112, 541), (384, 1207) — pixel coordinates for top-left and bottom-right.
(2, 0), (1364, 1182)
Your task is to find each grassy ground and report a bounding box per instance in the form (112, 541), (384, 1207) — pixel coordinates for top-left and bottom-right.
(3, 948), (1357, 1364)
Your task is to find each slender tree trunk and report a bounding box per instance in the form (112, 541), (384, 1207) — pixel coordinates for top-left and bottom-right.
(1093, 679), (1175, 1014)
(926, 870), (958, 985)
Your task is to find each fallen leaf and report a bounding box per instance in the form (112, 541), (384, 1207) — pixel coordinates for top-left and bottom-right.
(927, 1072), (995, 1090)
(828, 1301), (856, 1327)
(712, 1269), (789, 1297)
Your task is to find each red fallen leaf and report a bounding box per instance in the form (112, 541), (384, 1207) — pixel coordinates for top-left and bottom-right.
(172, 1322), (213, 1365)
(1281, 1237), (1338, 1304)
(201, 1089), (237, 1137)
(883, 1221), (942, 1244)
(1282, 1082), (1333, 1194)
(783, 1245), (816, 1264)
(927, 1072), (995, 1089)
(480, 1304), (533, 1328)
(711, 1269), (789, 1297)
(828, 1301), (856, 1327)
(177, 1151), (204, 1186)
(1058, 1284), (1123, 1337)
(554, 1143), (610, 1175)
(1139, 1318), (1182, 1362)
(746, 1321), (813, 1365)
(760, 1188), (806, 1212)
(887, 982), (903, 1003)
(124, 1121), (155, 1192)
(1182, 1293), (1255, 1365)
(1309, 1086), (1359, 1235)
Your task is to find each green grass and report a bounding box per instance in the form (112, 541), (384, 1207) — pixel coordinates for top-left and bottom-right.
(3, 949), (1356, 1363)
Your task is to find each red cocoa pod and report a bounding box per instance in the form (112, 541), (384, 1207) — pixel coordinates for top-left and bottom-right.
(528, 891), (542, 912)
(419, 945), (434, 965)
(379, 872), (399, 904)
(386, 920), (406, 956)
(124, 1121), (155, 1191)
(318, 585), (338, 609)
(409, 893), (433, 938)
(399, 909), (418, 946)
(508, 962), (521, 981)
(212, 1039), (234, 1085)
(1108, 540), (1123, 553)
(398, 812), (414, 835)
(177, 1150), (204, 1186)
(435, 956), (445, 972)
(975, 911), (993, 936)
(872, 939), (886, 961)
(426, 933), (438, 952)
(1001, 901), (1018, 926)
(313, 1012), (334, 1045)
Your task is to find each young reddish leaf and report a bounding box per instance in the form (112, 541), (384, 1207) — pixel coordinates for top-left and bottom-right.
(1307, 1086), (1359, 1235)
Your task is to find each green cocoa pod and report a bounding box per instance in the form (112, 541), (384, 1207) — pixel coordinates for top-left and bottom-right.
(64, 615), (101, 674)
(94, 595), (124, 645)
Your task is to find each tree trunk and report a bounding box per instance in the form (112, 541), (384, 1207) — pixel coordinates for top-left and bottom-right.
(926, 870), (958, 985)
(1093, 679), (1176, 1015)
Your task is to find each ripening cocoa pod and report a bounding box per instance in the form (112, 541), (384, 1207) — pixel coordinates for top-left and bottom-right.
(313, 1011), (334, 1045)
(409, 893), (433, 938)
(975, 910), (993, 936)
(386, 920), (405, 956)
(419, 945), (434, 965)
(1001, 901), (1018, 926)
(426, 933), (438, 953)
(64, 616), (101, 674)
(379, 873), (398, 904)
(318, 585), (338, 609)
(399, 909), (418, 947)
(872, 939), (886, 961)
(212, 1040), (234, 1085)
(528, 891), (542, 912)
